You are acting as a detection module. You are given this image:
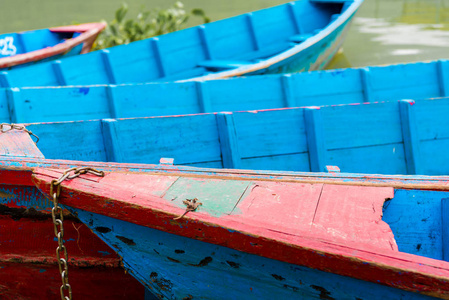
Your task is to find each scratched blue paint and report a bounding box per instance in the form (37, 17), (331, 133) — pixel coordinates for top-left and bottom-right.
(0, 0), (362, 88)
(1, 57), (449, 124)
(97, 251), (111, 256)
(69, 208), (435, 299)
(78, 87), (89, 95)
(15, 97), (449, 176)
(383, 189), (449, 261)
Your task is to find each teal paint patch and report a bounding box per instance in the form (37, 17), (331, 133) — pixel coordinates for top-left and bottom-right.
(163, 177), (251, 217)
(39, 269), (46, 273)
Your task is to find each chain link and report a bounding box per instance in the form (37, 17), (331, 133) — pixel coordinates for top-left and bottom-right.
(0, 123), (39, 143)
(50, 167), (105, 300)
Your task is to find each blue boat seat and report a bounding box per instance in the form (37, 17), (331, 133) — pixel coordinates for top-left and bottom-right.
(198, 60), (252, 70)
(289, 34), (313, 43)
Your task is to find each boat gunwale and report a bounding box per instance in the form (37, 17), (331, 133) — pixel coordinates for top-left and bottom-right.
(182, 0), (364, 82)
(0, 22), (106, 69)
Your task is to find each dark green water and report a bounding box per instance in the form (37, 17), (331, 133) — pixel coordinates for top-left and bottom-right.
(3, 0), (449, 69)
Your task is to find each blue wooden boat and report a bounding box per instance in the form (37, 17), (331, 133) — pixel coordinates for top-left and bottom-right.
(0, 23), (105, 70)
(0, 59), (448, 123)
(9, 97), (449, 176)
(1, 138), (449, 299)
(0, 0), (363, 87)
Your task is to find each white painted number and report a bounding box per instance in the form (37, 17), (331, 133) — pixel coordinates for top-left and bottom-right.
(0, 37), (17, 56)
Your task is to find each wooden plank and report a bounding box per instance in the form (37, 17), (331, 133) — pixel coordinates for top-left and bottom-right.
(443, 198), (449, 261)
(312, 184), (396, 250)
(51, 60), (67, 86)
(0, 129), (43, 158)
(304, 107), (326, 172)
(246, 13), (260, 50)
(280, 74), (296, 107)
(195, 81), (212, 113)
(5, 87), (21, 123)
(437, 60), (449, 97)
(151, 38), (166, 78)
(216, 112), (241, 169)
(197, 25), (212, 60)
(32, 169), (449, 298)
(0, 71), (11, 87)
(101, 119), (122, 163)
(399, 100), (421, 175)
(360, 68), (373, 102)
(101, 49), (117, 84)
(106, 85), (119, 119)
(287, 2), (301, 33)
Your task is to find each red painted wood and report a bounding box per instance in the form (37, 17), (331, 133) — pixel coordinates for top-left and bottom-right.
(32, 168), (449, 298)
(0, 262), (144, 300)
(0, 22), (106, 68)
(4, 156), (449, 191)
(0, 215), (145, 299)
(0, 130), (44, 159)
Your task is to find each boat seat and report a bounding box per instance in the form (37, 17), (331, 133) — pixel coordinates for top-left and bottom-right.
(289, 33), (313, 43)
(198, 60), (252, 71)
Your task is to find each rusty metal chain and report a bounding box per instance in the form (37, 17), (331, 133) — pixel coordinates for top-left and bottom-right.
(50, 167), (105, 300)
(0, 123), (39, 143)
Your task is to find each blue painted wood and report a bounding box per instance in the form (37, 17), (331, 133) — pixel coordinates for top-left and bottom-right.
(304, 107), (326, 172)
(197, 25), (212, 60)
(69, 208), (436, 300)
(287, 2), (302, 34)
(383, 189), (449, 261)
(0, 72), (11, 88)
(150, 38), (166, 78)
(2, 59), (449, 124)
(19, 97), (449, 175)
(0, 0), (363, 87)
(101, 49), (117, 84)
(216, 112), (242, 169)
(280, 74), (295, 107)
(51, 60), (67, 86)
(437, 60), (449, 97)
(195, 81), (212, 113)
(399, 100), (421, 175)
(101, 119), (123, 163)
(246, 13), (260, 51)
(443, 198), (449, 261)
(5, 87), (21, 123)
(106, 85), (120, 119)
(360, 68), (373, 102)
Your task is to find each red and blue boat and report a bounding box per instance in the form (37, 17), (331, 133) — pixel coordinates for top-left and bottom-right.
(0, 22), (105, 70)
(1, 94), (449, 298)
(1, 125), (448, 299)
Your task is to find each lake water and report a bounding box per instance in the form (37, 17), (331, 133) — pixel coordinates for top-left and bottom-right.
(3, 0), (449, 69)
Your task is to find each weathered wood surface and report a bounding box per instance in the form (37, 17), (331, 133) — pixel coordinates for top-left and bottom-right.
(13, 98), (449, 176)
(0, 22), (105, 69)
(0, 129), (43, 158)
(0, 206), (145, 299)
(32, 168), (449, 298)
(0, 0), (362, 87)
(0, 59), (448, 124)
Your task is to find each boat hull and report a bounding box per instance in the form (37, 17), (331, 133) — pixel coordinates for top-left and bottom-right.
(0, 0), (363, 87)
(0, 182), (146, 299)
(0, 23), (105, 70)
(69, 208), (438, 300)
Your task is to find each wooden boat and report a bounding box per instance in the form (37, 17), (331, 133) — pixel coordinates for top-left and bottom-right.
(0, 58), (447, 123)
(0, 131), (147, 297)
(14, 97), (449, 176)
(1, 130), (449, 299)
(0, 0), (363, 87)
(0, 22), (106, 70)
